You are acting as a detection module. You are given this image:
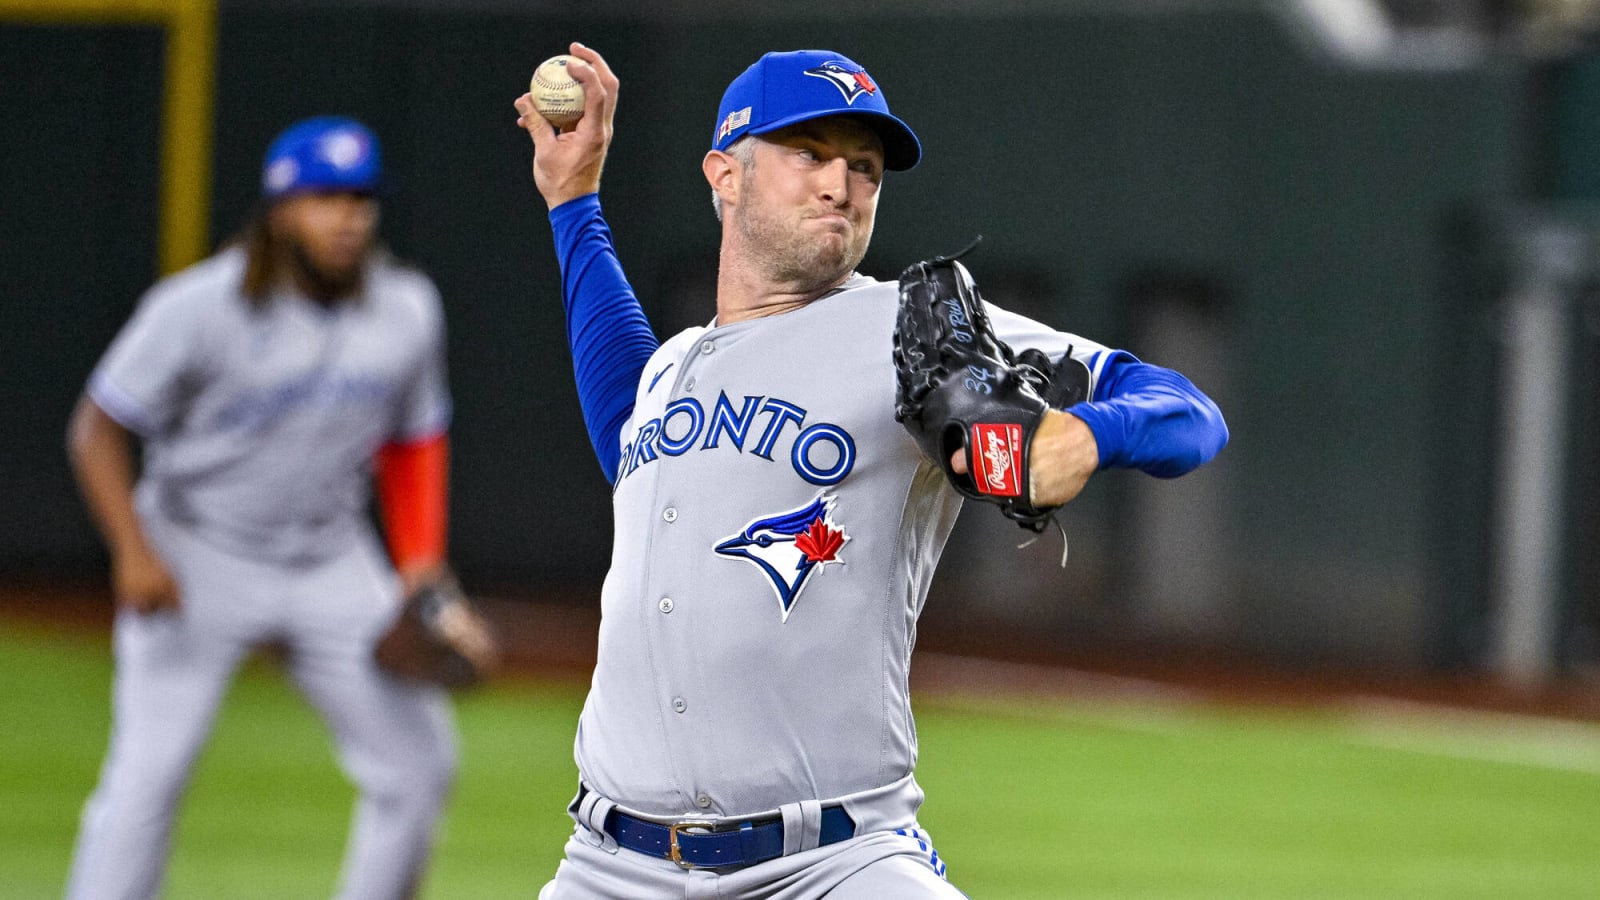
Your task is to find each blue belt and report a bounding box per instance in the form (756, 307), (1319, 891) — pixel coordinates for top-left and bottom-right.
(580, 788), (856, 870)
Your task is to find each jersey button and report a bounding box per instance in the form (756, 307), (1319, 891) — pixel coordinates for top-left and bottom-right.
(672, 697), (687, 713)
(695, 793), (712, 809)
(700, 341), (715, 355)
(658, 597), (674, 613)
(684, 377), (697, 391)
(662, 507), (678, 523)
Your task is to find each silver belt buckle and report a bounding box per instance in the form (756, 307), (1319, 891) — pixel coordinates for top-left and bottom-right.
(668, 818), (718, 869)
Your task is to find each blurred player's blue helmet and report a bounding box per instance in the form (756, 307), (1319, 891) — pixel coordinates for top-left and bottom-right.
(711, 50), (921, 171)
(261, 116), (382, 200)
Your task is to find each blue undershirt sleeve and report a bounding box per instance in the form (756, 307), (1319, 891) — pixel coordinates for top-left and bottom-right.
(1066, 350), (1229, 478)
(548, 193), (660, 484)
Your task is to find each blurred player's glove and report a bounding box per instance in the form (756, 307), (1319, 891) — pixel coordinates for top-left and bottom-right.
(375, 568), (500, 689)
(893, 250), (1090, 533)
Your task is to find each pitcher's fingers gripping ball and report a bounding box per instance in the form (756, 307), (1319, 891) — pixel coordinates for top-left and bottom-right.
(530, 54), (586, 129)
(893, 250), (1091, 532)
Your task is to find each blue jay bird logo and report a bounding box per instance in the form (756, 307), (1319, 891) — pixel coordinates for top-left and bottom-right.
(714, 491), (849, 623)
(803, 61), (878, 105)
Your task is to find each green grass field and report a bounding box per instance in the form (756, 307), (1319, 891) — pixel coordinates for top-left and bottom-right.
(5, 621), (1600, 899)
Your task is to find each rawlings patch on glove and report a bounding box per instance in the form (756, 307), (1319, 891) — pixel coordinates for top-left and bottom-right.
(375, 569), (500, 689)
(893, 249), (1090, 532)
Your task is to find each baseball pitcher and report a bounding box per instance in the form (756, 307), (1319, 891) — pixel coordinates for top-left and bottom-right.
(514, 45), (1228, 898)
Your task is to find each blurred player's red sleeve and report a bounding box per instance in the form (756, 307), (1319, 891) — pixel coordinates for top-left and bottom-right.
(375, 433), (448, 570)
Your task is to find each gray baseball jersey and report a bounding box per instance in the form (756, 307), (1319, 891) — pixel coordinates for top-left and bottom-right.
(67, 245), (457, 900)
(88, 245), (450, 563)
(574, 273), (1109, 822)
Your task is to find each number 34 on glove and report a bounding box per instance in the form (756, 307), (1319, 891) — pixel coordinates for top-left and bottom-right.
(893, 251), (1090, 533)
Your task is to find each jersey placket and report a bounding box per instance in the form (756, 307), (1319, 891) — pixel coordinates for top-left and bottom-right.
(638, 332), (726, 814)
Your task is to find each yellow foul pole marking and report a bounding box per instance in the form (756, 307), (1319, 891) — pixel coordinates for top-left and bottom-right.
(157, 0), (215, 274)
(0, 0), (216, 274)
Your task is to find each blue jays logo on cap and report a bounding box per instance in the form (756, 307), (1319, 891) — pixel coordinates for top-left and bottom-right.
(711, 49), (922, 171)
(804, 60), (878, 104)
(714, 491), (850, 623)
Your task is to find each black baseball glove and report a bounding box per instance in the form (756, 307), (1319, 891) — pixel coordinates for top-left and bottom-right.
(374, 568), (500, 689)
(893, 249), (1091, 532)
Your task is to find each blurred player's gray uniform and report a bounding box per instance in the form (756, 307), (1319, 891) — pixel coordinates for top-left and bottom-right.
(66, 243), (457, 900)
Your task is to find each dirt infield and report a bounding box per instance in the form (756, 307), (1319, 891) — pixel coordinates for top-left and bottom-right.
(7, 579), (1599, 723)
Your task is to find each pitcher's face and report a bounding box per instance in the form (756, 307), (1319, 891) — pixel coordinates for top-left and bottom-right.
(732, 118), (884, 289)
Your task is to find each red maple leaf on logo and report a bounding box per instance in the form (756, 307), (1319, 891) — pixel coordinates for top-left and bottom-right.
(794, 518), (845, 564)
(853, 71), (877, 94)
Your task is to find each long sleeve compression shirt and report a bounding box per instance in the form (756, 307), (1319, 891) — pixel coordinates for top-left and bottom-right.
(1071, 350), (1227, 477)
(549, 194), (659, 483)
(550, 195), (1225, 483)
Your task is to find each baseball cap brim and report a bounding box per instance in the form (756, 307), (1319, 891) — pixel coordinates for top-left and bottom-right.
(746, 108), (922, 172)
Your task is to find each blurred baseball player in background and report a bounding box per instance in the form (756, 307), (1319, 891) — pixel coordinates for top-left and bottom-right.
(65, 116), (463, 900)
(515, 44), (1227, 898)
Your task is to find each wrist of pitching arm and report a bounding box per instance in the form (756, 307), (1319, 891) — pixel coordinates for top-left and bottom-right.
(1065, 354), (1228, 477)
(375, 432), (448, 574)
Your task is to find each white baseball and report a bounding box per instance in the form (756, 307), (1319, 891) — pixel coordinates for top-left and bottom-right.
(530, 54), (585, 128)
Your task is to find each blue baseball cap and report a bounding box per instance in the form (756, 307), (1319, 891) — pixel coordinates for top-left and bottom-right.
(711, 50), (921, 171)
(261, 116), (382, 200)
